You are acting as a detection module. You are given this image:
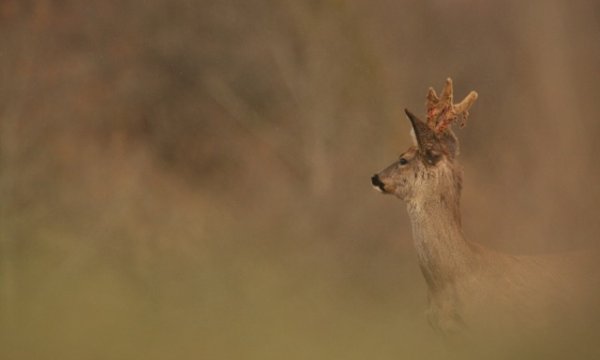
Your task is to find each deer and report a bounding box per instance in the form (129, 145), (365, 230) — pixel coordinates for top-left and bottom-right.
(370, 78), (599, 343)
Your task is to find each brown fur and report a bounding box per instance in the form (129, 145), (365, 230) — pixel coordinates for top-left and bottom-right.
(372, 80), (599, 342)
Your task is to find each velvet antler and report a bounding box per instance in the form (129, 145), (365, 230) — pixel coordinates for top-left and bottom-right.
(426, 78), (478, 133)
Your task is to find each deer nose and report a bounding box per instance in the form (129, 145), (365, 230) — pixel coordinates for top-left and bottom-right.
(371, 174), (385, 192)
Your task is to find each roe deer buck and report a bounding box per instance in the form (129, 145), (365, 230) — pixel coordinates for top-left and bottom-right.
(371, 78), (598, 338)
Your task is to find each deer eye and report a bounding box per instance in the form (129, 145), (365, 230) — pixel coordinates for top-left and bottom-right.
(399, 157), (408, 165)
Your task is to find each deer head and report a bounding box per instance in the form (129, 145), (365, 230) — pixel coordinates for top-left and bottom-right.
(371, 78), (477, 203)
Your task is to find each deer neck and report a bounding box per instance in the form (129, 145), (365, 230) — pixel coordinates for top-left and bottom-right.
(406, 187), (474, 292)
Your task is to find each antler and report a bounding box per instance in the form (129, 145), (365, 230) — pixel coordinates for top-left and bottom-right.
(426, 78), (478, 133)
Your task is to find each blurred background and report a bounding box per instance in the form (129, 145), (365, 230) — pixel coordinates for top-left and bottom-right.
(1, 0), (599, 359)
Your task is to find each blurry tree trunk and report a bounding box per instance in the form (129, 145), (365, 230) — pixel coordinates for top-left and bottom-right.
(0, 19), (34, 326)
(273, 1), (346, 196)
(303, 22), (336, 196)
(0, 83), (21, 326)
(516, 0), (587, 247)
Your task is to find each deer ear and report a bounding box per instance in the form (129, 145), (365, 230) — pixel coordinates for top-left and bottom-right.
(439, 131), (459, 159)
(405, 109), (437, 153)
(405, 109), (446, 165)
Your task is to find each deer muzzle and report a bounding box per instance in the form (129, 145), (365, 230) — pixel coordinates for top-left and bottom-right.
(371, 174), (386, 193)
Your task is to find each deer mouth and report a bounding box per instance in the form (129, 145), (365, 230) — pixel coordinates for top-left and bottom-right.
(371, 174), (386, 193)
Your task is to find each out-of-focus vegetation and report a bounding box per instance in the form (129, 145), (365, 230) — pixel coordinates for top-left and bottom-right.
(1, 0), (599, 359)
